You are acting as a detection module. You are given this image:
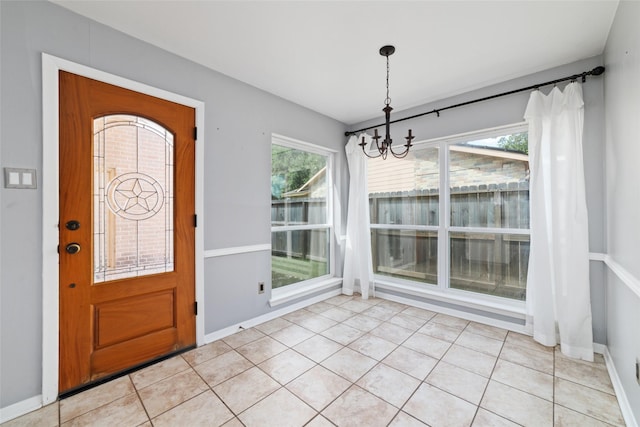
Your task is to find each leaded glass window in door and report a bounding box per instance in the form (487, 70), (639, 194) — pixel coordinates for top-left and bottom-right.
(93, 115), (174, 283)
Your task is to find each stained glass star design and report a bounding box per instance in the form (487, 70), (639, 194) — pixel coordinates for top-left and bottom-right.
(115, 178), (158, 213)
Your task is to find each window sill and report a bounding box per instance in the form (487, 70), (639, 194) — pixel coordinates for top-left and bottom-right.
(269, 277), (342, 307)
(374, 278), (526, 320)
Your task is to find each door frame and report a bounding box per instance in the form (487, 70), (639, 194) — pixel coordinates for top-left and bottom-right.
(41, 53), (205, 405)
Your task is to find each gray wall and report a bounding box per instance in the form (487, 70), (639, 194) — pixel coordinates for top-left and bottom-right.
(348, 56), (608, 343)
(603, 0), (640, 420)
(0, 0), (347, 408)
(3, 0), (634, 416)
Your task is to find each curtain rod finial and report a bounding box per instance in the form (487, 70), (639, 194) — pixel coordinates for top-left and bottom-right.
(591, 66), (605, 76)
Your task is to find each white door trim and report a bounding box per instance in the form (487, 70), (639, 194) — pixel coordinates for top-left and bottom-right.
(41, 53), (205, 404)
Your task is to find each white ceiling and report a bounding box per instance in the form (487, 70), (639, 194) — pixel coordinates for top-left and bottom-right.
(51, 0), (618, 125)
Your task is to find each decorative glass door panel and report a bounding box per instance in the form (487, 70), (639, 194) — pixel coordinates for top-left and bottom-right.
(93, 115), (174, 283)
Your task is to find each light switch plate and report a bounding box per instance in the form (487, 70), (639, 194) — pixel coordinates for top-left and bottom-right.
(4, 168), (37, 189)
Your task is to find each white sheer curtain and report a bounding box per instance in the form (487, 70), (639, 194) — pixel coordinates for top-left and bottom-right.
(343, 134), (374, 299)
(524, 82), (594, 361)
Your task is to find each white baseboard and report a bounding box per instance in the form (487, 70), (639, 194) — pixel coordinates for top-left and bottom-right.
(203, 287), (342, 343)
(592, 342), (606, 355)
(602, 346), (639, 427)
(0, 395), (43, 424)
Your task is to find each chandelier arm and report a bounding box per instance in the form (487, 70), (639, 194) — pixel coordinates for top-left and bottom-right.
(392, 151), (411, 159)
(359, 135), (382, 158)
(360, 146), (382, 159)
(387, 144), (411, 159)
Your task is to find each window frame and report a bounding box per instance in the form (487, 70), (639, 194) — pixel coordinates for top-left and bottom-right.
(369, 122), (530, 313)
(368, 142), (443, 286)
(270, 134), (337, 298)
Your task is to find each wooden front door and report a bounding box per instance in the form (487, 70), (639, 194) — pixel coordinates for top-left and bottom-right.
(58, 71), (196, 393)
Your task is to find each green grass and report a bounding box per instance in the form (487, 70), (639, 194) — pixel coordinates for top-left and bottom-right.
(272, 255), (328, 288)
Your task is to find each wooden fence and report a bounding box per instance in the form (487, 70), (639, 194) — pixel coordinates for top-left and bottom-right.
(270, 181), (530, 300)
(271, 199), (329, 287)
(370, 182), (529, 300)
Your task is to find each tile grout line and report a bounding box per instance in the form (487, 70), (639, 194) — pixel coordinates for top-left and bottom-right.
(129, 371), (153, 425)
(552, 344), (556, 426)
(471, 329), (506, 426)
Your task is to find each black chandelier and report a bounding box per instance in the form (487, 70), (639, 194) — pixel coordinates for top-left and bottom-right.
(359, 45), (414, 159)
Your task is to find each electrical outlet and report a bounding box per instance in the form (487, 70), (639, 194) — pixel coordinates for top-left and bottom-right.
(258, 282), (265, 294)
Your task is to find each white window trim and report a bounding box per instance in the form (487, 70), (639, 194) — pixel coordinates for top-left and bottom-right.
(370, 122), (530, 310)
(270, 134), (337, 303)
(41, 53), (205, 405)
(274, 224), (332, 232)
(374, 279), (526, 319)
(269, 277), (343, 307)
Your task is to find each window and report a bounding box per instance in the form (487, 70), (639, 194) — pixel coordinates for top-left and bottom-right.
(368, 125), (530, 301)
(271, 135), (334, 290)
(369, 146), (440, 284)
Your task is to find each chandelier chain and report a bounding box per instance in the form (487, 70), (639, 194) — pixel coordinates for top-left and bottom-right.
(385, 55), (391, 106)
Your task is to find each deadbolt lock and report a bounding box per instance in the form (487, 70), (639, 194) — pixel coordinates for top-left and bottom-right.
(65, 243), (81, 255)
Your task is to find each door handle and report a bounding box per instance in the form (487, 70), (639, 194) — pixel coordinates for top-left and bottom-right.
(65, 243), (81, 255)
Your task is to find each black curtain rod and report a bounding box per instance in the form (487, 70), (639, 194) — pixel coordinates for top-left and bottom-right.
(344, 65), (605, 137)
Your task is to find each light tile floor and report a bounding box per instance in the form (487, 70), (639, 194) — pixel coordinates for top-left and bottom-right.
(3, 294), (627, 427)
